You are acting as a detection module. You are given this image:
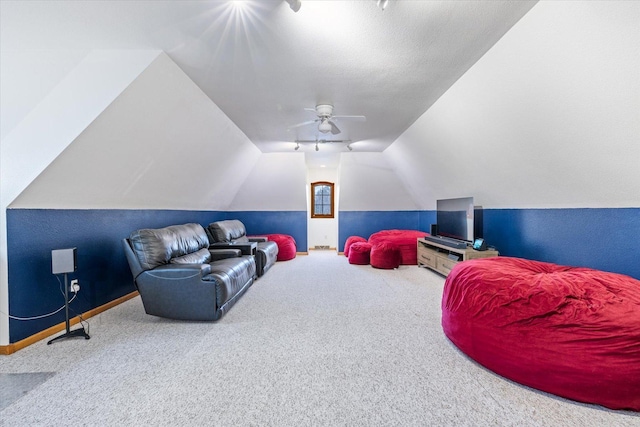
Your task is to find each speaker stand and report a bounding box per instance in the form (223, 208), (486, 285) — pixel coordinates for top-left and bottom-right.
(47, 273), (90, 345)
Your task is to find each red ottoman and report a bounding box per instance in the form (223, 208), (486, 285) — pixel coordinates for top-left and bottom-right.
(370, 242), (401, 269)
(344, 236), (367, 257)
(264, 234), (297, 261)
(368, 230), (428, 265)
(348, 242), (371, 265)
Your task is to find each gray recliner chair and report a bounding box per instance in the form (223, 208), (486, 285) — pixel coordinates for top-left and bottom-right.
(123, 223), (256, 321)
(206, 220), (278, 277)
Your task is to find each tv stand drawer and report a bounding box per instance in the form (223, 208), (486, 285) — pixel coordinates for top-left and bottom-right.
(418, 250), (436, 268)
(417, 238), (498, 277)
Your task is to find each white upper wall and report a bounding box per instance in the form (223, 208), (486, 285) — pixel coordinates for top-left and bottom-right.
(2, 49), (160, 209)
(1, 49), (87, 140)
(11, 52), (261, 210)
(386, 0), (640, 210)
(228, 152), (307, 211)
(339, 152), (418, 211)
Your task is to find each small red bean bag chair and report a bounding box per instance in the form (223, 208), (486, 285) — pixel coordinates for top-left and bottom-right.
(344, 236), (367, 257)
(442, 256), (640, 411)
(370, 242), (401, 269)
(368, 230), (428, 265)
(264, 234), (297, 261)
(348, 242), (372, 265)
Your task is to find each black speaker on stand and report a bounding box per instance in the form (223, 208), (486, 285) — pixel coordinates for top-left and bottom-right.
(430, 224), (438, 236)
(48, 248), (90, 345)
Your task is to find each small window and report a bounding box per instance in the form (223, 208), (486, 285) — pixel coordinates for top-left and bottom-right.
(311, 181), (334, 219)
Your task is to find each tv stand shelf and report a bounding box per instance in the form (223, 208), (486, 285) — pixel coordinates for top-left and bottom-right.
(417, 238), (498, 277)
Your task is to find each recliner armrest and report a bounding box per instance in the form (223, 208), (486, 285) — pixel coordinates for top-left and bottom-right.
(147, 263), (212, 278)
(209, 242), (257, 256)
(248, 236), (268, 243)
(209, 248), (242, 261)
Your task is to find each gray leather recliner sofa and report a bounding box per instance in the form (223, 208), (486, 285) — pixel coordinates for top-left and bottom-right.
(123, 223), (256, 321)
(207, 220), (279, 277)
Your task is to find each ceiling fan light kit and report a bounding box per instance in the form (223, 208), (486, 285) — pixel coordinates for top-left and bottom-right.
(287, 104), (366, 136)
(318, 119), (332, 134)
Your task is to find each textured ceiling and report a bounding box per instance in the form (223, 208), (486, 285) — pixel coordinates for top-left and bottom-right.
(2, 0), (537, 159)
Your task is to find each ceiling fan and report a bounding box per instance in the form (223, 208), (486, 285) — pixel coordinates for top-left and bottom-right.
(288, 104), (366, 135)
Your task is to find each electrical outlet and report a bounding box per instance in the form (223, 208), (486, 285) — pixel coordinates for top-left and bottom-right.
(70, 279), (80, 293)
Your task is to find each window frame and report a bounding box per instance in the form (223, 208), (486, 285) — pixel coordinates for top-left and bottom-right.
(310, 181), (335, 219)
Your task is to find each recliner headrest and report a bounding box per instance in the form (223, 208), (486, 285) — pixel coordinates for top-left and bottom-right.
(129, 223), (209, 270)
(207, 220), (247, 243)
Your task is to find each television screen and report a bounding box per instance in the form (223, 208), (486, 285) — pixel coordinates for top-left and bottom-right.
(436, 197), (474, 242)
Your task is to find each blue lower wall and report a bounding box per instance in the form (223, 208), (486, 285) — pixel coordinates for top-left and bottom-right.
(7, 207), (638, 342)
(484, 208), (640, 279)
(6, 209), (307, 343)
(221, 211), (307, 251)
(338, 211), (434, 252)
(339, 208), (640, 280)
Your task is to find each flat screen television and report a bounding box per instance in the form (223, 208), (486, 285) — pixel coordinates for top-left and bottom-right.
(436, 197), (482, 243)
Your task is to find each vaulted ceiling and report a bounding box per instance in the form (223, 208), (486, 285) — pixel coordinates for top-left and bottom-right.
(1, 0), (537, 160)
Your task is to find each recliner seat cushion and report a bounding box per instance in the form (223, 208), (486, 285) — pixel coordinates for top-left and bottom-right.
(209, 256), (256, 306)
(129, 223), (210, 270)
(170, 248), (211, 265)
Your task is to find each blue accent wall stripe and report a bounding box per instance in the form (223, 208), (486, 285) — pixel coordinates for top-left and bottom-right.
(338, 211), (432, 252)
(7, 207), (638, 343)
(222, 211), (307, 251)
(6, 208), (307, 343)
(339, 208), (640, 280)
(484, 208), (640, 279)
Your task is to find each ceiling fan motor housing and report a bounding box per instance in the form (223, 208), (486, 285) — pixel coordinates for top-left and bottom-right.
(315, 104), (334, 117)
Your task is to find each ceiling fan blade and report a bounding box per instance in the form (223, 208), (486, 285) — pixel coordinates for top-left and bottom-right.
(330, 121), (341, 135)
(332, 115), (366, 122)
(287, 119), (318, 130)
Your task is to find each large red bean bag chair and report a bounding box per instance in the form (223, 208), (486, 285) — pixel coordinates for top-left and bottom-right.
(348, 242), (371, 265)
(442, 256), (640, 411)
(370, 242), (401, 269)
(368, 230), (428, 265)
(264, 234), (297, 261)
(344, 236), (367, 257)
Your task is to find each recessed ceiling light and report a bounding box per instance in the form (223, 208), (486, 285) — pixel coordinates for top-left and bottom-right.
(231, 0), (248, 10)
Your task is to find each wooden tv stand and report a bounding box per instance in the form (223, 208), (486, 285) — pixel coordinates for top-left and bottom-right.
(417, 238), (499, 277)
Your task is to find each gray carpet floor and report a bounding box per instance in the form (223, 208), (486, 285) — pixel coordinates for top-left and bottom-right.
(0, 251), (638, 426)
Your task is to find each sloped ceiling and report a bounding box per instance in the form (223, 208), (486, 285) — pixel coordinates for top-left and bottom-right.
(1, 0), (537, 162)
(387, 1), (640, 210)
(11, 53), (262, 210)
